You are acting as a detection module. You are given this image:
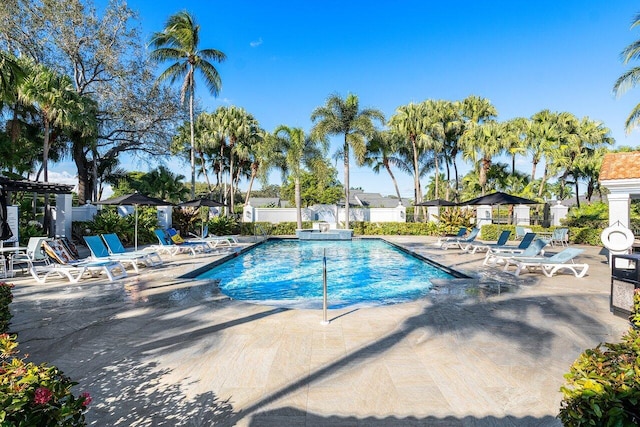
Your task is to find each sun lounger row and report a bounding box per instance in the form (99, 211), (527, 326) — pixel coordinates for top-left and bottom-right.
(438, 227), (589, 278)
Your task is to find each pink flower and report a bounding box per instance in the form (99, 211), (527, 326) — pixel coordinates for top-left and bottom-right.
(81, 392), (92, 406)
(34, 387), (53, 405)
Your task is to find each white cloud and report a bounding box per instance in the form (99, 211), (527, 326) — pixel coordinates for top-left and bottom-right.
(250, 37), (263, 48)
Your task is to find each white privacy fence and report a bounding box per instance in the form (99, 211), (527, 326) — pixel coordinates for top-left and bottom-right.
(243, 203), (406, 224)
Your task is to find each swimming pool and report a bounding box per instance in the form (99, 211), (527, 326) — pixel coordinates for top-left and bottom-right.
(196, 239), (457, 309)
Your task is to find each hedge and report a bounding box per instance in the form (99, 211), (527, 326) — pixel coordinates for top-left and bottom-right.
(239, 221), (606, 245)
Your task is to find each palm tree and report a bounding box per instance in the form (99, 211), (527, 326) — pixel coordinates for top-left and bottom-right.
(389, 102), (429, 217)
(364, 130), (404, 202)
(212, 106), (260, 214)
(149, 11), (226, 199)
(614, 13), (640, 132)
(269, 125), (328, 228)
(460, 120), (507, 195)
(460, 95), (497, 193)
(0, 51), (24, 105)
(311, 93), (384, 229)
(18, 63), (80, 182)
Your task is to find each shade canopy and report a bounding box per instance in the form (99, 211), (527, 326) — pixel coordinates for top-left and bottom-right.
(96, 193), (172, 206)
(178, 198), (225, 208)
(460, 192), (539, 206)
(95, 193), (172, 250)
(414, 199), (458, 207)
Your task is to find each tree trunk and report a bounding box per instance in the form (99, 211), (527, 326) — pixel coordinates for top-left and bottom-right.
(480, 157), (490, 196)
(434, 156), (440, 199)
(411, 135), (421, 220)
(295, 176), (302, 229)
(531, 160), (538, 182)
(538, 165), (549, 198)
(73, 141), (92, 204)
(199, 151), (212, 192)
(383, 159), (403, 202)
(189, 85), (196, 200)
(343, 138), (350, 230)
(575, 179), (580, 208)
(244, 163), (258, 206)
(229, 152), (234, 216)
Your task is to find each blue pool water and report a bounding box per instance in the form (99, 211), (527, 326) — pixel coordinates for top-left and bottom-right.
(196, 239), (455, 309)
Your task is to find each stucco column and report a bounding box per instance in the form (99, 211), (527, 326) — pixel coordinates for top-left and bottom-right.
(607, 193), (630, 227)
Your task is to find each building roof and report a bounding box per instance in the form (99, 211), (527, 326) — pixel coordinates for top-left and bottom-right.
(0, 176), (73, 194)
(600, 152), (640, 180)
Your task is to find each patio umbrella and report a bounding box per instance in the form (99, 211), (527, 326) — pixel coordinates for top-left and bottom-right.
(460, 192), (539, 206)
(458, 192), (540, 225)
(178, 198), (225, 208)
(96, 193), (172, 250)
(178, 198), (225, 237)
(414, 199), (458, 207)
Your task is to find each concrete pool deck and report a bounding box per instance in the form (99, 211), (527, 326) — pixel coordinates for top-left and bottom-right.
(6, 236), (630, 426)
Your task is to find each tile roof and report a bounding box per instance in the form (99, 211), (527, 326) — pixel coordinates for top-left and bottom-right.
(600, 152), (640, 180)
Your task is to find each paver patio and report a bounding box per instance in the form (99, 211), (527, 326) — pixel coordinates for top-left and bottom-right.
(7, 236), (630, 426)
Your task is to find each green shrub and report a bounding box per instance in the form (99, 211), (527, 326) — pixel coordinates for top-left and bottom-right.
(0, 282), (13, 333)
(83, 208), (159, 246)
(208, 216), (240, 236)
(558, 290), (640, 425)
(0, 334), (91, 426)
(562, 202), (608, 228)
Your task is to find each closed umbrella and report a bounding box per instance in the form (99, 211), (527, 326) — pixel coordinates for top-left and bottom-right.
(96, 193), (173, 250)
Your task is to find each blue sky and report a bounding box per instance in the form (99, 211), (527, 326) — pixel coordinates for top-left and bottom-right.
(51, 1), (640, 199)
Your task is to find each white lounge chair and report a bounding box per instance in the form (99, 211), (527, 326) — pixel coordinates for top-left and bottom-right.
(464, 230), (511, 254)
(84, 235), (155, 274)
(503, 247), (588, 277)
(434, 227), (467, 247)
(441, 228), (480, 250)
(484, 238), (548, 267)
(30, 239), (127, 283)
(101, 233), (164, 266)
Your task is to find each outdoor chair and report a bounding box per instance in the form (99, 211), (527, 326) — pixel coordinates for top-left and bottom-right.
(10, 237), (50, 273)
(515, 226), (533, 240)
(30, 239), (127, 283)
(550, 228), (569, 247)
(502, 247), (588, 277)
(101, 234), (163, 266)
(433, 227), (467, 247)
(84, 235), (157, 273)
(441, 227), (480, 250)
(464, 230), (512, 254)
(154, 229), (209, 256)
(484, 238), (549, 267)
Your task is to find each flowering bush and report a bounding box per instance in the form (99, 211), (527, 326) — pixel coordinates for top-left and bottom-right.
(0, 334), (91, 426)
(630, 288), (640, 329)
(0, 282), (13, 333)
(558, 290), (640, 425)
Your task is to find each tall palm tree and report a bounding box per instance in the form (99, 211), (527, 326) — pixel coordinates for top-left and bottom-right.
(212, 106), (260, 214)
(311, 93), (384, 229)
(269, 125), (328, 228)
(364, 130), (404, 202)
(389, 102), (429, 217)
(614, 13), (640, 132)
(149, 11), (226, 199)
(0, 51), (24, 105)
(18, 63), (79, 182)
(460, 95), (497, 193)
(460, 120), (507, 195)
